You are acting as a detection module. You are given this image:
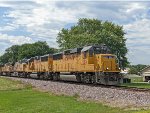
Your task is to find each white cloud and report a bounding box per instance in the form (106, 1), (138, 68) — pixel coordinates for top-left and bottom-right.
(3, 1), (94, 49)
(0, 25), (16, 31)
(125, 3), (146, 13)
(124, 18), (150, 64)
(124, 18), (150, 45)
(0, 33), (33, 45)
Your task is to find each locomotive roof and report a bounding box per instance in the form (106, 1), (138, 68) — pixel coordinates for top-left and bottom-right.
(34, 56), (40, 60)
(5, 62), (13, 66)
(81, 46), (93, 52)
(19, 58), (28, 63)
(40, 54), (52, 58)
(81, 44), (110, 52)
(63, 49), (72, 55)
(23, 60), (28, 63)
(53, 52), (63, 56)
(0, 64), (4, 67)
(28, 57), (34, 62)
(24, 59), (29, 63)
(53, 52), (63, 60)
(40, 55), (49, 61)
(70, 47), (83, 54)
(41, 54), (52, 57)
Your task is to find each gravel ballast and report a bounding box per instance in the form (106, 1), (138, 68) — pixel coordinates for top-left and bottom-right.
(5, 77), (150, 109)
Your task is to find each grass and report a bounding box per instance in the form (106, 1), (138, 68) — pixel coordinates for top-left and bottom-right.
(121, 83), (150, 89)
(0, 89), (133, 113)
(0, 77), (26, 91)
(130, 76), (143, 83)
(0, 77), (150, 113)
(122, 76), (150, 89)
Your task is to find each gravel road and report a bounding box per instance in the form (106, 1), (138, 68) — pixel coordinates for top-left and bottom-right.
(4, 76), (150, 109)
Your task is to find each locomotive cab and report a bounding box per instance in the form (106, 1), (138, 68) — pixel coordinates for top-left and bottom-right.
(80, 45), (121, 85)
(81, 45), (120, 72)
(81, 45), (110, 64)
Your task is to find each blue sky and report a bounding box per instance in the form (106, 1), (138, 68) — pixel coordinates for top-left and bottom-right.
(0, 1), (150, 65)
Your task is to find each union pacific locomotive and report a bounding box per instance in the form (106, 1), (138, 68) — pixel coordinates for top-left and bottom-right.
(0, 44), (122, 85)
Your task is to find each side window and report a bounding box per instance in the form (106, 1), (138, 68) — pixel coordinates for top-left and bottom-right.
(89, 50), (93, 57)
(83, 52), (87, 59)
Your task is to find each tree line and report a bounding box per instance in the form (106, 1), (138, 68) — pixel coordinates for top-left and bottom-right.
(0, 41), (56, 64)
(1, 18), (128, 67)
(128, 64), (148, 75)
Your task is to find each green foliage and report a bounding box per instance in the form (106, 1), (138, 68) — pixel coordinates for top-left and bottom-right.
(0, 45), (20, 64)
(128, 64), (147, 74)
(0, 41), (56, 64)
(57, 18), (128, 67)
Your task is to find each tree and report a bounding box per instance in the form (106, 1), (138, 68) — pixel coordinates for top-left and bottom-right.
(17, 41), (54, 60)
(128, 64), (147, 74)
(57, 18), (128, 67)
(0, 41), (56, 64)
(0, 45), (20, 64)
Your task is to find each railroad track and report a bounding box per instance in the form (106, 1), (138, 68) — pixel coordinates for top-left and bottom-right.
(1, 74), (150, 93)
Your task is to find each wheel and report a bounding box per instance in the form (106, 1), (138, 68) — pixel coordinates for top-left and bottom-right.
(75, 73), (81, 82)
(1, 72), (3, 76)
(27, 73), (31, 78)
(18, 73), (21, 77)
(7, 72), (11, 76)
(91, 74), (96, 84)
(37, 73), (41, 79)
(49, 73), (53, 80)
(10, 72), (13, 77)
(56, 73), (60, 81)
(23, 72), (28, 78)
(81, 73), (92, 84)
(53, 73), (60, 81)
(84, 75), (90, 84)
(43, 72), (49, 80)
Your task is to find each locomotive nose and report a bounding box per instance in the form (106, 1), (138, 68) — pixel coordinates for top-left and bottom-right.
(103, 61), (112, 71)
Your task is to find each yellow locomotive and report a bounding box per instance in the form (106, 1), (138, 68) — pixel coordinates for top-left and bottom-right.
(35, 55), (53, 79)
(13, 59), (29, 77)
(52, 45), (121, 85)
(0, 44), (122, 85)
(0, 63), (14, 76)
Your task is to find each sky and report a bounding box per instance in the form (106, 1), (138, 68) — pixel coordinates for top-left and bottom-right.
(0, 1), (150, 65)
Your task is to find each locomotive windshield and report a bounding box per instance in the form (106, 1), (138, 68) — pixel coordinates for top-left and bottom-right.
(93, 46), (110, 54)
(94, 47), (101, 54)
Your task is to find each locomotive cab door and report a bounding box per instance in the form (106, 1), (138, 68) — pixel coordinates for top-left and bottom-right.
(81, 46), (95, 65)
(88, 49), (94, 64)
(81, 50), (94, 64)
(81, 51), (88, 65)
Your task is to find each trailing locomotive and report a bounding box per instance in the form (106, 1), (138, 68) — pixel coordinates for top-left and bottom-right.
(0, 44), (122, 85)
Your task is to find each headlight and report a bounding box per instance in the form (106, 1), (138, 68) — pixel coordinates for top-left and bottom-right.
(119, 67), (121, 70)
(106, 67), (109, 70)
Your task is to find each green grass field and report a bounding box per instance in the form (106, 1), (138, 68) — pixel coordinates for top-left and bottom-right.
(130, 77), (143, 83)
(0, 77), (150, 113)
(122, 76), (150, 89)
(0, 77), (26, 90)
(121, 83), (150, 89)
